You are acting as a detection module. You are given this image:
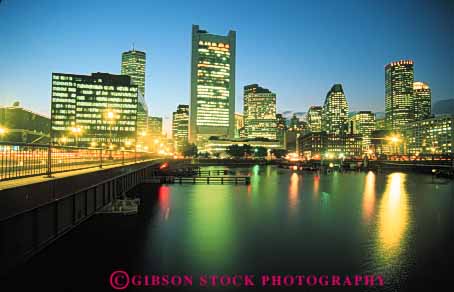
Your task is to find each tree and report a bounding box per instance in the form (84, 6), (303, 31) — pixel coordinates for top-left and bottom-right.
(182, 142), (198, 157)
(226, 144), (244, 158)
(243, 144), (253, 156)
(253, 146), (268, 157)
(271, 148), (288, 159)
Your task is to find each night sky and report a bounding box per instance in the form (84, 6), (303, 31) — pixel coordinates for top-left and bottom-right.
(0, 0), (453, 133)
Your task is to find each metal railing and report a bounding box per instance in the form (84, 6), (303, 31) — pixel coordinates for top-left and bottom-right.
(0, 142), (156, 181)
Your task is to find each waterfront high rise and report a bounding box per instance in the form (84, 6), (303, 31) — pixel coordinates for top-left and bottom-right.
(51, 72), (139, 147)
(307, 106), (323, 132)
(405, 114), (454, 155)
(322, 84), (349, 135)
(243, 84), (277, 140)
(413, 81), (432, 120)
(121, 49), (148, 147)
(172, 104), (190, 152)
(189, 24), (236, 146)
(121, 49), (146, 96)
(385, 60), (414, 131)
(348, 111), (375, 150)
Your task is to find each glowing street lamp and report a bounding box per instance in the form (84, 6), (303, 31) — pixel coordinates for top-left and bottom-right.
(71, 126), (82, 147)
(386, 134), (401, 155)
(0, 126), (7, 141)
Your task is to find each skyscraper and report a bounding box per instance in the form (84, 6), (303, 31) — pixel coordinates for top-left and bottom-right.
(172, 104), (189, 152)
(189, 25), (236, 146)
(385, 60), (414, 131)
(121, 49), (148, 147)
(307, 106), (323, 132)
(322, 84), (349, 135)
(121, 49), (146, 96)
(51, 72), (138, 147)
(348, 111), (375, 150)
(413, 81), (432, 120)
(147, 116), (163, 138)
(243, 84), (277, 140)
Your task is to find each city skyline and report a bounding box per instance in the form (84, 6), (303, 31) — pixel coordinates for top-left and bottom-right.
(0, 0), (453, 135)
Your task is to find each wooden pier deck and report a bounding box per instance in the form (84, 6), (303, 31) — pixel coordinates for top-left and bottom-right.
(144, 176), (251, 185)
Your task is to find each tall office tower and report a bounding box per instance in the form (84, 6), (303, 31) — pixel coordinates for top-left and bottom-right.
(276, 113), (287, 148)
(385, 60), (414, 131)
(322, 84), (349, 135)
(348, 111), (375, 149)
(121, 49), (146, 96)
(172, 104), (190, 152)
(189, 25), (236, 146)
(413, 81), (432, 120)
(243, 84), (277, 140)
(234, 113), (244, 138)
(307, 106), (323, 132)
(51, 72), (138, 147)
(121, 49), (148, 146)
(148, 116), (163, 138)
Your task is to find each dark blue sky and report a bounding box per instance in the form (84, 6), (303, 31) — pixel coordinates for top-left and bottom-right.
(0, 0), (453, 133)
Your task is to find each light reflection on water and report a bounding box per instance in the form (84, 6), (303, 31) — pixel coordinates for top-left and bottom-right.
(149, 166), (452, 290)
(377, 173), (410, 259)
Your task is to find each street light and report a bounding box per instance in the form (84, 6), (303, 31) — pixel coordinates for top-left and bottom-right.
(71, 126), (82, 147)
(0, 126), (7, 141)
(105, 110), (117, 159)
(385, 134), (402, 155)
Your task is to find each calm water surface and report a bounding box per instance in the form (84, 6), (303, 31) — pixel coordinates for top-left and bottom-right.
(6, 166), (454, 291)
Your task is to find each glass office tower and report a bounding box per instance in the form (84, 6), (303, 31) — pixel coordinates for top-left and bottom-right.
(307, 106), (323, 132)
(121, 49), (146, 96)
(189, 24), (236, 147)
(121, 49), (148, 147)
(51, 72), (138, 147)
(413, 81), (432, 121)
(385, 60), (414, 131)
(172, 104), (190, 152)
(348, 111), (375, 150)
(243, 84), (277, 140)
(322, 84), (349, 135)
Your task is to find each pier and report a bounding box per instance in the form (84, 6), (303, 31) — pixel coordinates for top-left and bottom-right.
(145, 175), (251, 185)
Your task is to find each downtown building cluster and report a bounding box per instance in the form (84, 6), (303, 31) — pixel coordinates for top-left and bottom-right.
(1, 25), (452, 158)
(47, 48), (168, 153)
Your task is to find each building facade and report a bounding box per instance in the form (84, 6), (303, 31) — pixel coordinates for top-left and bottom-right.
(51, 72), (138, 147)
(189, 25), (236, 146)
(348, 111), (375, 150)
(0, 102), (50, 143)
(413, 81), (432, 121)
(307, 106), (323, 132)
(121, 49), (146, 96)
(243, 84), (277, 140)
(234, 113), (244, 138)
(322, 84), (349, 135)
(276, 113), (287, 148)
(404, 114), (454, 155)
(385, 60), (414, 131)
(148, 116), (162, 138)
(205, 137), (281, 155)
(121, 49), (148, 148)
(172, 104), (190, 152)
